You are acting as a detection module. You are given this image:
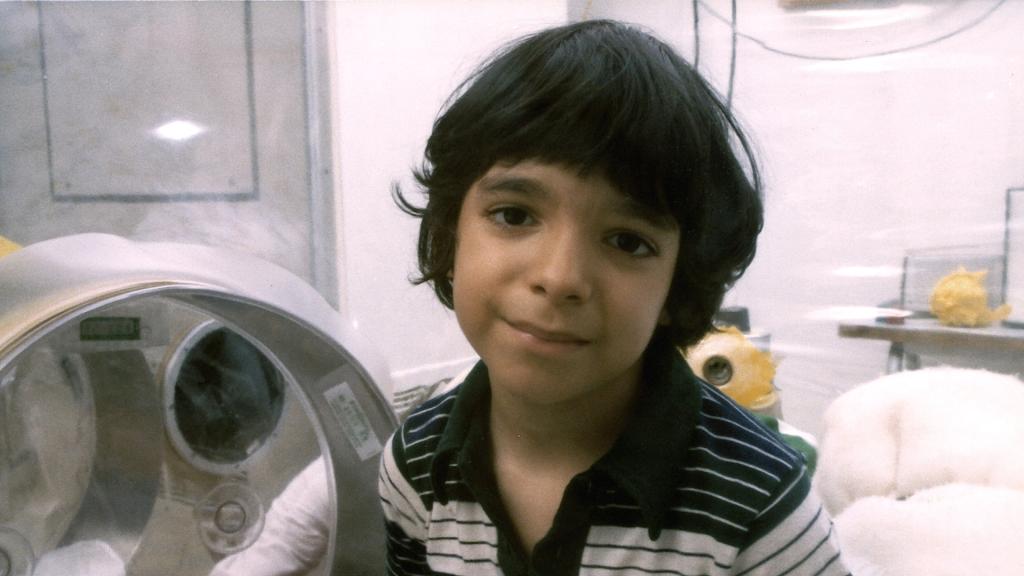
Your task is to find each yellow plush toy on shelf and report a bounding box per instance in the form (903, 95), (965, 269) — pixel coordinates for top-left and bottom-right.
(929, 267), (1011, 327)
(683, 326), (778, 415)
(0, 234), (20, 258)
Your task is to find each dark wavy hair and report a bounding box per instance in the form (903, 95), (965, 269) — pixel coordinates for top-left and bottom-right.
(395, 19), (763, 348)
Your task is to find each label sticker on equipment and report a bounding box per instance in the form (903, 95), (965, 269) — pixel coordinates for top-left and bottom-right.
(324, 381), (382, 460)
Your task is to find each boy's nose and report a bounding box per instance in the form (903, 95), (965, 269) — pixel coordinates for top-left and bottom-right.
(529, 231), (593, 303)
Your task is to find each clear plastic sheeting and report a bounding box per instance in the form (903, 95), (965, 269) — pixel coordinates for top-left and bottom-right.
(0, 1), (338, 305)
(578, 0), (1024, 439)
(0, 234), (397, 575)
(700, 0), (1007, 61)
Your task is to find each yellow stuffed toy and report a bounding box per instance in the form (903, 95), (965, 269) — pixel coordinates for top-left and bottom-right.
(683, 326), (820, 473)
(930, 267), (1011, 327)
(0, 234), (20, 258)
(683, 326), (778, 413)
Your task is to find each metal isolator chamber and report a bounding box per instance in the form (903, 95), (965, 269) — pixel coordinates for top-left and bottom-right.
(0, 234), (398, 575)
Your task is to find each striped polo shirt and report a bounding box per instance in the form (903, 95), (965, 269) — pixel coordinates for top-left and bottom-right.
(379, 334), (849, 576)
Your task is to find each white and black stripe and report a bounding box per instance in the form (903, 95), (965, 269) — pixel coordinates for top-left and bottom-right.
(379, 358), (849, 576)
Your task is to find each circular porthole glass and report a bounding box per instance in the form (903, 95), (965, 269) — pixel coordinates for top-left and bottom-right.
(164, 322), (286, 472)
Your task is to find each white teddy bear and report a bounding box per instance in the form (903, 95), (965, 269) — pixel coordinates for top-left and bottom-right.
(816, 367), (1024, 575)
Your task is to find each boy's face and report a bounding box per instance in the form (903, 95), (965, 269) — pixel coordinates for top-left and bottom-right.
(451, 160), (680, 407)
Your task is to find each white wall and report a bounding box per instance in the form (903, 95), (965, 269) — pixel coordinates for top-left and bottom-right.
(329, 1), (568, 392)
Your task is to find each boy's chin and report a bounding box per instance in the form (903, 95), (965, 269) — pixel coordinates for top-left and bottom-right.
(483, 357), (642, 409)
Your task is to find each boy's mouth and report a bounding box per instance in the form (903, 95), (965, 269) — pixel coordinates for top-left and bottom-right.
(505, 319), (590, 346)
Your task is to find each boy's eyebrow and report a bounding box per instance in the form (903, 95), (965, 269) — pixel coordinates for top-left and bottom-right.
(477, 174), (546, 196)
(616, 196), (678, 231)
(476, 174), (678, 231)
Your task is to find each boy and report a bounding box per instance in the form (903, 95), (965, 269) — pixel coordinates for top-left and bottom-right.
(381, 19), (848, 576)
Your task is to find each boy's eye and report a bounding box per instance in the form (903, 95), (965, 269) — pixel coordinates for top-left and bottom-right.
(609, 232), (656, 257)
(490, 206), (533, 227)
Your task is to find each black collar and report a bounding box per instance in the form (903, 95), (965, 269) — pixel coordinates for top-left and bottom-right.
(429, 332), (702, 539)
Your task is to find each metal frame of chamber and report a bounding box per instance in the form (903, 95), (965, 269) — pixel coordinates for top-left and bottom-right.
(0, 233), (397, 575)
